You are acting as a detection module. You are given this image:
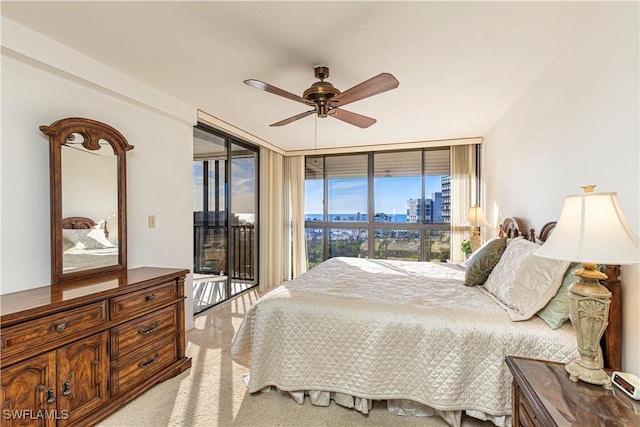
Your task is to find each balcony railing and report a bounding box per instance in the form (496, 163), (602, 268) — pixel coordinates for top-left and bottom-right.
(194, 224), (255, 281)
(305, 225), (451, 269)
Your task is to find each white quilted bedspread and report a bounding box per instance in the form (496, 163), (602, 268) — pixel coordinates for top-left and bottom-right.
(230, 257), (578, 417)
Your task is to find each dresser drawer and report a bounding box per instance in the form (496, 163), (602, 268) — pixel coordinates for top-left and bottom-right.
(519, 396), (538, 427)
(110, 335), (178, 396)
(1, 301), (107, 358)
(110, 281), (177, 320)
(110, 305), (178, 360)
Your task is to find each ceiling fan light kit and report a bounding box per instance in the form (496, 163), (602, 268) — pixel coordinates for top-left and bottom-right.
(244, 66), (399, 128)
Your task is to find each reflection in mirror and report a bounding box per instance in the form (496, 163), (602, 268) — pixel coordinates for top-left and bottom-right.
(61, 136), (118, 273)
(41, 117), (133, 284)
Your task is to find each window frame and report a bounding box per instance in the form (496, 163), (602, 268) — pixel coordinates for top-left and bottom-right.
(305, 148), (452, 265)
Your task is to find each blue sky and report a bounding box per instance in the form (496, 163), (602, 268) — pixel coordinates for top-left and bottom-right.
(194, 158), (256, 215)
(305, 175), (445, 215)
(196, 160), (445, 218)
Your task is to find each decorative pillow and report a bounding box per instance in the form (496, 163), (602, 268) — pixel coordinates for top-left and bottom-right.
(483, 238), (570, 321)
(535, 262), (580, 329)
(463, 237), (498, 268)
(463, 237), (507, 286)
(536, 263), (605, 329)
(63, 228), (114, 250)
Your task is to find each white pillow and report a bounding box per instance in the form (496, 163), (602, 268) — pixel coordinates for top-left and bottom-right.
(63, 228), (115, 250)
(86, 228), (115, 248)
(484, 238), (569, 321)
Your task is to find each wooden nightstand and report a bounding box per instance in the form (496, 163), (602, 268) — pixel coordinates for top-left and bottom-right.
(505, 356), (640, 427)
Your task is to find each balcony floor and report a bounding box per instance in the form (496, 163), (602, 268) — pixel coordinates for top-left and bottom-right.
(193, 274), (255, 314)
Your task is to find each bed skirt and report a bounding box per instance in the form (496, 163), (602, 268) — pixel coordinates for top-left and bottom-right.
(246, 379), (510, 427)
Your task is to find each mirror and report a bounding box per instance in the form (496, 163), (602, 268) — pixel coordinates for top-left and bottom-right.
(40, 118), (133, 284)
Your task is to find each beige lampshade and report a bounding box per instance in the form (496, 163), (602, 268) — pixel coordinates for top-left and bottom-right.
(461, 206), (491, 228)
(535, 191), (640, 265)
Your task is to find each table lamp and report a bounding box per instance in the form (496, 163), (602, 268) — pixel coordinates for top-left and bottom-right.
(535, 185), (640, 389)
(461, 205), (491, 252)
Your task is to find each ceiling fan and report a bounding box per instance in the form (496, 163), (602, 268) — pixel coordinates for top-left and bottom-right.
(244, 66), (399, 128)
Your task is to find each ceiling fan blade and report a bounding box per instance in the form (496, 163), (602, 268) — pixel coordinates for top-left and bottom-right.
(244, 79), (311, 105)
(332, 73), (399, 107)
(270, 110), (316, 127)
(329, 108), (377, 128)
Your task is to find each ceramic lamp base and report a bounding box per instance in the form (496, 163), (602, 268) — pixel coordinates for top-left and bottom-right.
(565, 359), (612, 389)
(470, 227), (481, 252)
(566, 264), (613, 390)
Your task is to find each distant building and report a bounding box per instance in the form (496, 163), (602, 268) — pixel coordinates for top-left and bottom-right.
(430, 192), (443, 223)
(406, 192), (443, 223)
(407, 198), (421, 223)
(441, 176), (451, 223)
(374, 212), (392, 223)
(425, 198), (434, 222)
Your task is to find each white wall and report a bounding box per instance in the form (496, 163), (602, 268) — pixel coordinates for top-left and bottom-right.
(483, 3), (639, 375)
(1, 20), (197, 330)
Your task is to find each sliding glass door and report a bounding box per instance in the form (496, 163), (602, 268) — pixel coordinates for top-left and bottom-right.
(229, 142), (257, 298)
(193, 126), (258, 314)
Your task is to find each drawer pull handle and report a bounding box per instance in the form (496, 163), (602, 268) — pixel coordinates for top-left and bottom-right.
(138, 322), (160, 335)
(145, 294), (156, 302)
(62, 380), (72, 396)
(45, 387), (56, 404)
(138, 353), (160, 368)
(55, 322), (67, 332)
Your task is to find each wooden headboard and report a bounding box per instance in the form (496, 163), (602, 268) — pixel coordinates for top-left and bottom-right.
(62, 216), (97, 229)
(532, 220), (622, 372)
(498, 217), (528, 240)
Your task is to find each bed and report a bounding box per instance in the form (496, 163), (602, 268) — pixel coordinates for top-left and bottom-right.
(62, 216), (119, 272)
(230, 217), (623, 427)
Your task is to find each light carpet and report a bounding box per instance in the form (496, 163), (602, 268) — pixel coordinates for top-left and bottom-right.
(98, 289), (493, 427)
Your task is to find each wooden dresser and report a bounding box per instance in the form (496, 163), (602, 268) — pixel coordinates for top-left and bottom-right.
(1, 267), (191, 426)
(506, 356), (640, 427)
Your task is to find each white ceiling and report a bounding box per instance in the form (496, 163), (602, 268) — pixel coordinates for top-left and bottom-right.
(1, 1), (599, 152)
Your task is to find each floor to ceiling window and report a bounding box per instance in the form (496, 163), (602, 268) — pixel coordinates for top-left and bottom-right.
(305, 148), (452, 269)
(193, 125), (258, 314)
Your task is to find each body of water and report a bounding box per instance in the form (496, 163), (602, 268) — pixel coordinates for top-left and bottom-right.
(305, 213), (408, 222)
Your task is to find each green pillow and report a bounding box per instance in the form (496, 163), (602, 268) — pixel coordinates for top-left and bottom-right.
(537, 263), (605, 329)
(463, 237), (507, 286)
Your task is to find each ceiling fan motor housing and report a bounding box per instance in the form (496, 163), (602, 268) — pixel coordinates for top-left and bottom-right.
(303, 66), (341, 117)
(303, 82), (341, 112)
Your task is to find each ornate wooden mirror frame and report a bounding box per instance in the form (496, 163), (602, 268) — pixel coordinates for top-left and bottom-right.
(41, 117), (134, 284)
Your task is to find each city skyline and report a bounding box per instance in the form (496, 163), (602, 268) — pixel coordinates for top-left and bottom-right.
(305, 175), (446, 216)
